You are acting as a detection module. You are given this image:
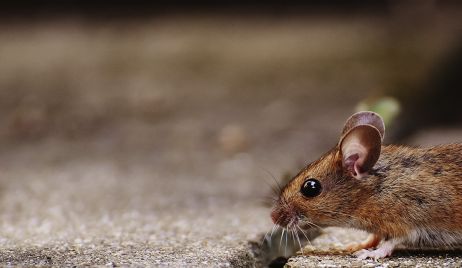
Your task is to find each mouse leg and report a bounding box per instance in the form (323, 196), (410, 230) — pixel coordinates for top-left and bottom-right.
(346, 233), (381, 252)
(354, 238), (401, 260)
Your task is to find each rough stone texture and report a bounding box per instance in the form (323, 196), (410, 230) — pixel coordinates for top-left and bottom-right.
(0, 138), (273, 267)
(0, 12), (461, 267)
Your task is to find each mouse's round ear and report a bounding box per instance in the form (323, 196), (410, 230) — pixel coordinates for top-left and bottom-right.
(338, 112), (385, 179)
(341, 111), (385, 140)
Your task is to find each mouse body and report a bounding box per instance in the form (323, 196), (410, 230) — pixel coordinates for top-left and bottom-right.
(271, 111), (462, 259)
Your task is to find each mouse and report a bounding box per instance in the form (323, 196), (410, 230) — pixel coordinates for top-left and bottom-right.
(270, 111), (462, 260)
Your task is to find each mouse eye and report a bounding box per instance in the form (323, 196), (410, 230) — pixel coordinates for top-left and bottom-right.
(301, 178), (322, 198)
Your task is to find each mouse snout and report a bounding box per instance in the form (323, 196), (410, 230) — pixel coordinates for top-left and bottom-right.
(271, 205), (298, 228)
(270, 208), (281, 224)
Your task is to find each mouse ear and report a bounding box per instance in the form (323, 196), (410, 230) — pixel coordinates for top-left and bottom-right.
(338, 112), (384, 179)
(341, 111), (385, 140)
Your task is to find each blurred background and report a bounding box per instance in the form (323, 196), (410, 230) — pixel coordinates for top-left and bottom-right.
(0, 1), (461, 266)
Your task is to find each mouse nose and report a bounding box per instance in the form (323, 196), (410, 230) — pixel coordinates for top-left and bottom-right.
(271, 209), (280, 224)
(271, 206), (296, 227)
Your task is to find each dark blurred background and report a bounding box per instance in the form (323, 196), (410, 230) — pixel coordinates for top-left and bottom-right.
(0, 0), (461, 147)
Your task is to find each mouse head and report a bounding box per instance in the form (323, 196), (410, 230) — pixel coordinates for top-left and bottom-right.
(271, 111), (385, 229)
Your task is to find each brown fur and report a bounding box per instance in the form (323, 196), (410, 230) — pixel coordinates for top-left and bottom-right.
(272, 143), (462, 246)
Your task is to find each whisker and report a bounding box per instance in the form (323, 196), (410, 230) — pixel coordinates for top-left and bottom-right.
(259, 176), (281, 197)
(290, 228), (296, 249)
(259, 166), (284, 193)
(256, 197), (279, 208)
(300, 218), (323, 230)
(296, 224), (313, 247)
(280, 228), (285, 249)
(260, 226), (272, 248)
(269, 224), (278, 248)
(285, 228), (288, 256)
(295, 227), (304, 254)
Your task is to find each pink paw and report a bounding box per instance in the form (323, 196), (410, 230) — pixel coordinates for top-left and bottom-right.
(354, 248), (392, 260)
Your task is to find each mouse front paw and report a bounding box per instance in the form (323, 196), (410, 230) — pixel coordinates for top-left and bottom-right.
(354, 248), (392, 260)
(353, 237), (400, 260)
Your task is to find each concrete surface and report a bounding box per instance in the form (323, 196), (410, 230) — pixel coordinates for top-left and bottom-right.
(0, 15), (461, 268)
(0, 17), (372, 267)
(0, 121), (460, 267)
(0, 136), (271, 267)
(0, 98), (352, 267)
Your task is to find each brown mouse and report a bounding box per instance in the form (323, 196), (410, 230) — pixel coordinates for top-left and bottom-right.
(271, 111), (462, 259)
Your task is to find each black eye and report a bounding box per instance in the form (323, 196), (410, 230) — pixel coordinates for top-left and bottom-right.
(301, 179), (322, 198)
